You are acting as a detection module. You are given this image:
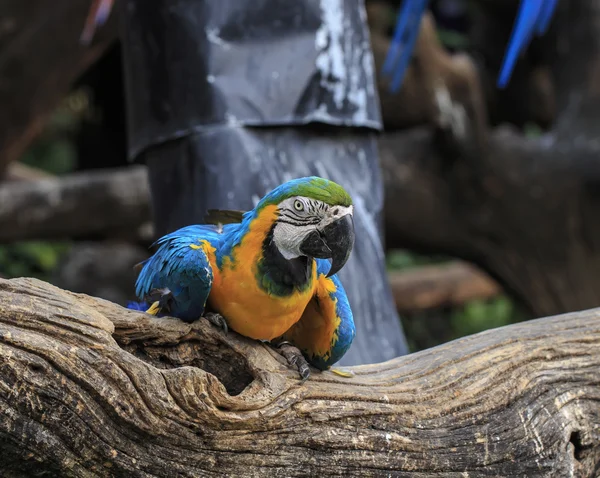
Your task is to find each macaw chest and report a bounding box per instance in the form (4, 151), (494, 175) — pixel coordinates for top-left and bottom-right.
(207, 264), (317, 341)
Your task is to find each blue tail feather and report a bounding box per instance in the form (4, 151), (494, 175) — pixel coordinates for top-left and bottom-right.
(383, 0), (559, 92)
(383, 0), (430, 92)
(126, 301), (150, 311)
(535, 0), (559, 35)
(497, 0), (543, 88)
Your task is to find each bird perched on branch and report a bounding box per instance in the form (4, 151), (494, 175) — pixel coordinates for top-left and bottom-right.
(127, 177), (357, 379)
(382, 0), (559, 91)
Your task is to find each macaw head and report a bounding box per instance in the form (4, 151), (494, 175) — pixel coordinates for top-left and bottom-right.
(257, 177), (355, 277)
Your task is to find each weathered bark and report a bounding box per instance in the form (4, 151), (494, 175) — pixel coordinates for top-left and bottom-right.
(0, 0), (118, 178)
(389, 261), (500, 312)
(0, 277), (599, 477)
(0, 166), (151, 242)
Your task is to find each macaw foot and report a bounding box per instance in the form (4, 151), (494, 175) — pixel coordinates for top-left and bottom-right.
(330, 367), (356, 378)
(204, 312), (229, 334)
(274, 341), (310, 381)
(145, 287), (173, 316)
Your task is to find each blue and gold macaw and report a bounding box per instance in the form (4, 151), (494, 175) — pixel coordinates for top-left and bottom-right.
(127, 177), (357, 379)
(383, 0), (559, 91)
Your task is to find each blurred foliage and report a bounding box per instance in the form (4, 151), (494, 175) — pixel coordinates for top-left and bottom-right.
(524, 122), (544, 139)
(386, 249), (450, 270)
(387, 249), (530, 352)
(19, 138), (76, 176)
(19, 89), (92, 175)
(0, 241), (71, 279)
(437, 28), (469, 50)
(449, 295), (528, 338)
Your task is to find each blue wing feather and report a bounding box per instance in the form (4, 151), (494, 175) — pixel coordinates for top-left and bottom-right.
(133, 224), (222, 322)
(535, 0), (559, 35)
(383, 0), (422, 75)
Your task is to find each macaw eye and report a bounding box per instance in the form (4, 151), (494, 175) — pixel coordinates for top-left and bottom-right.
(294, 200), (304, 211)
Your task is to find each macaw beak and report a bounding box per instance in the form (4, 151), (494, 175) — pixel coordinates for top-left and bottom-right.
(299, 214), (355, 277)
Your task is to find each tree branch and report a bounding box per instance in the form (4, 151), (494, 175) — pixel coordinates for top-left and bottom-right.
(390, 261), (501, 312)
(0, 277), (598, 476)
(0, 166), (150, 242)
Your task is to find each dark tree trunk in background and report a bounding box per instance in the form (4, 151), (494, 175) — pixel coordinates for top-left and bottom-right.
(379, 0), (600, 318)
(0, 166), (150, 242)
(117, 0), (409, 365)
(74, 45), (129, 172)
(551, 1), (600, 136)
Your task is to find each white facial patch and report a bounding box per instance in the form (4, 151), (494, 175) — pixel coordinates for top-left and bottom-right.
(272, 221), (313, 259)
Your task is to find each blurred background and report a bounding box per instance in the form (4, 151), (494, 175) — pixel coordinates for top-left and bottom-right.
(0, 0), (597, 354)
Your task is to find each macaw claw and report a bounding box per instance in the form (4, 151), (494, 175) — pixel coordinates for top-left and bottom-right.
(275, 341), (311, 381)
(145, 287), (173, 315)
(204, 312), (229, 334)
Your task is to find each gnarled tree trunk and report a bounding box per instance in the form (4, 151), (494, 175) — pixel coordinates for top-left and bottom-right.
(379, 126), (600, 318)
(0, 277), (599, 477)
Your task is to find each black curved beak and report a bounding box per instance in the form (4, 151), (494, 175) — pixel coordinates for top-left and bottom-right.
(299, 214), (355, 277)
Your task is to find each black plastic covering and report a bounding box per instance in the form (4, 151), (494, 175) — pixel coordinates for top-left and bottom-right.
(119, 0), (409, 365)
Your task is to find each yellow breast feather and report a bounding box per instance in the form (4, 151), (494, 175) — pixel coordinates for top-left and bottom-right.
(207, 205), (317, 341)
(280, 274), (341, 361)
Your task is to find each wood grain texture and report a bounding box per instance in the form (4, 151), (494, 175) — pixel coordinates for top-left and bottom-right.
(0, 277), (599, 477)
